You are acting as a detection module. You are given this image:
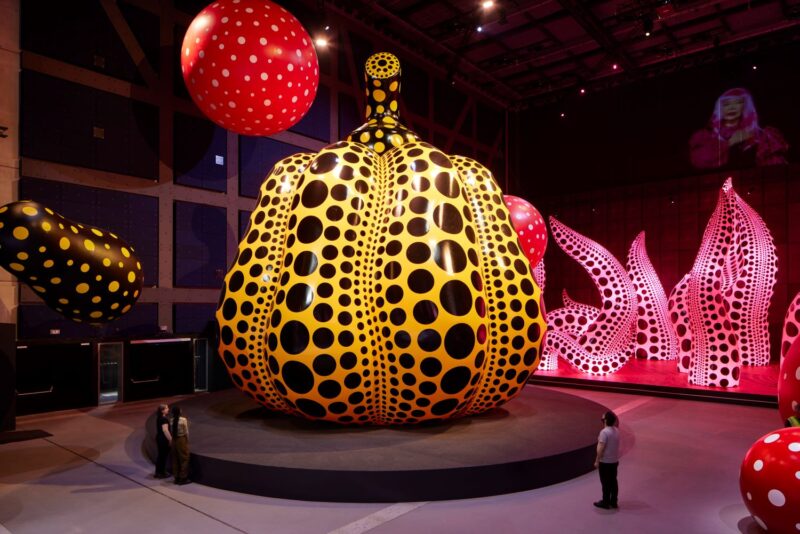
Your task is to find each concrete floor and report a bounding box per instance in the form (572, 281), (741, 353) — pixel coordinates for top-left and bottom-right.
(0, 386), (780, 534)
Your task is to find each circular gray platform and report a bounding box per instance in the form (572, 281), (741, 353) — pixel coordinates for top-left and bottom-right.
(146, 386), (607, 502)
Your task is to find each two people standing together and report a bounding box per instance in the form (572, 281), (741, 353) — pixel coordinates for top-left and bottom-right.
(154, 404), (191, 485)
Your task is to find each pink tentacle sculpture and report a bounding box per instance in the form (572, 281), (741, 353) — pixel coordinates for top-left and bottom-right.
(547, 217), (636, 375)
(668, 273), (694, 373)
(686, 179), (741, 387)
(727, 190), (777, 367)
(781, 292), (800, 360)
(626, 231), (679, 361)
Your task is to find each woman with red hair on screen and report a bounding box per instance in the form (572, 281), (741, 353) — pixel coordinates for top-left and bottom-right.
(689, 87), (788, 169)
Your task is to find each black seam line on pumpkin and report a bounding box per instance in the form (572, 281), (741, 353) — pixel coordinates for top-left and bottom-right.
(264, 153), (315, 414)
(454, 157), (493, 417)
(42, 438), (248, 534)
(368, 151), (390, 424)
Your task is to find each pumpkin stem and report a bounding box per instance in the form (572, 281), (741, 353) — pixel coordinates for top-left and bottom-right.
(364, 52), (401, 121)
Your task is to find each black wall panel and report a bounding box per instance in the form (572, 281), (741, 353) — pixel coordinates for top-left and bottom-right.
(21, 71), (159, 179)
(239, 209), (252, 240)
(239, 137), (306, 198)
(173, 201), (227, 288)
(22, 1), (143, 83)
(174, 112), (228, 192)
(124, 340), (194, 401)
(19, 178), (159, 286)
(173, 303), (217, 335)
(19, 303), (159, 341)
(15, 342), (96, 415)
(289, 85), (331, 141)
(0, 324), (15, 430)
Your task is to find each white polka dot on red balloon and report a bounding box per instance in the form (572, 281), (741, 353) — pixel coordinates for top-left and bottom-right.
(765, 434), (780, 444)
(754, 459), (764, 471)
(767, 489), (786, 506)
(790, 442), (800, 452)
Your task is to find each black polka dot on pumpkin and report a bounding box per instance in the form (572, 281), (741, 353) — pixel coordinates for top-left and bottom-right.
(280, 321), (309, 355)
(297, 216), (323, 244)
(221, 298), (237, 321)
(429, 151), (452, 168)
(390, 309), (406, 325)
(313, 354), (336, 376)
(420, 357), (442, 377)
(434, 240), (467, 274)
(431, 398), (458, 416)
(418, 329), (442, 351)
(286, 283), (314, 312)
(296, 398), (326, 418)
(387, 285), (404, 304)
(311, 152), (338, 174)
(340, 352), (357, 369)
(301, 180), (328, 208)
(326, 206), (343, 222)
(318, 380), (341, 399)
(409, 197), (429, 214)
(406, 242), (430, 264)
(313, 327), (334, 348)
(434, 172), (459, 198)
(525, 299), (540, 319)
(228, 271), (244, 292)
(433, 204), (463, 234)
(441, 366), (471, 394)
(440, 280), (472, 316)
(408, 217), (429, 237)
(281, 361), (314, 394)
(445, 323), (475, 359)
(293, 251), (318, 276)
(408, 269), (434, 293)
(413, 300), (439, 324)
(313, 303), (333, 322)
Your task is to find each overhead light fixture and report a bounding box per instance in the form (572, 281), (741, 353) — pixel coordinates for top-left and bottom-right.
(560, 112), (566, 118)
(612, 63), (618, 70)
(482, 0), (494, 9)
(642, 16), (653, 37)
(477, 25), (483, 32)
(752, 65), (758, 70)
(579, 88), (586, 95)
(315, 37), (329, 48)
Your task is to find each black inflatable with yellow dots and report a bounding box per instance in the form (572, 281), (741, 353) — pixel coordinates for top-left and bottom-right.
(0, 200), (144, 324)
(216, 53), (546, 425)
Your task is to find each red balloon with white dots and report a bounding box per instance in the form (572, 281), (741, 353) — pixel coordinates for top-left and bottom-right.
(180, 0), (319, 136)
(504, 195), (547, 268)
(739, 428), (800, 534)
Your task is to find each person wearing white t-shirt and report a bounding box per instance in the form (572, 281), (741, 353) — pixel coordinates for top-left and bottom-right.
(593, 411), (620, 510)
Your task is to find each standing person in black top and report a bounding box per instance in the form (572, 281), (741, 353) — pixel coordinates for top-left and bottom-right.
(154, 404), (172, 479)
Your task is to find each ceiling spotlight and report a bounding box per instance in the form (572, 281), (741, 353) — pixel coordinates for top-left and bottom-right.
(579, 88), (586, 95)
(560, 112), (566, 118)
(477, 25), (483, 32)
(612, 63), (618, 70)
(482, 0), (494, 9)
(315, 37), (329, 48)
(752, 65), (758, 70)
(642, 16), (653, 37)
(324, 25), (330, 31)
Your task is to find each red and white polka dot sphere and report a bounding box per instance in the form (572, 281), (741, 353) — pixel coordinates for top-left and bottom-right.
(180, 0), (319, 136)
(779, 337), (800, 423)
(739, 428), (800, 533)
(504, 195), (547, 268)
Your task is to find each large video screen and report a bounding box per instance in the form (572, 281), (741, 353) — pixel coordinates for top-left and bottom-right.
(518, 41), (800, 193)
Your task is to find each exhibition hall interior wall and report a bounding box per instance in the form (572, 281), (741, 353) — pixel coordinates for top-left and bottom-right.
(512, 37), (800, 363)
(14, 0), (506, 341)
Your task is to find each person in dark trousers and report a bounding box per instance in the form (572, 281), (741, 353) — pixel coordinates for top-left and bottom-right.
(171, 406), (191, 485)
(594, 410), (620, 510)
(154, 404), (172, 478)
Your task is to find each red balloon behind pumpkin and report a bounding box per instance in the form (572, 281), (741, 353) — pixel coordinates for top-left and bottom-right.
(504, 195), (547, 268)
(180, 0), (319, 136)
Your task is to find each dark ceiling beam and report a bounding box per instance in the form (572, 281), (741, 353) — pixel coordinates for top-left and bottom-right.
(518, 21), (800, 104)
(555, 0), (638, 72)
(321, 0), (522, 105)
(457, 10), (569, 55)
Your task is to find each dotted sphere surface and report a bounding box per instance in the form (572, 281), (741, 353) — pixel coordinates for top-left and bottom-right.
(739, 428), (800, 534)
(180, 0), (319, 136)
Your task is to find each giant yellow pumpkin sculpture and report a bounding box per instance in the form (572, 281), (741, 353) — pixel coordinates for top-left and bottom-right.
(216, 52), (545, 424)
